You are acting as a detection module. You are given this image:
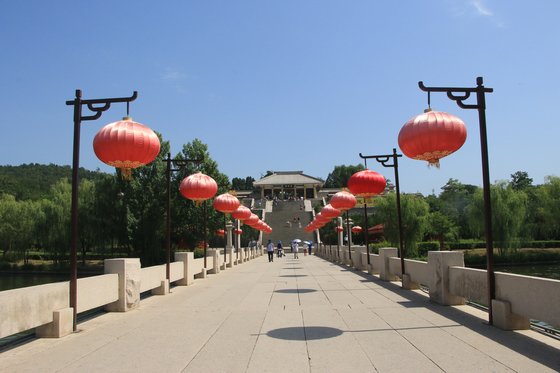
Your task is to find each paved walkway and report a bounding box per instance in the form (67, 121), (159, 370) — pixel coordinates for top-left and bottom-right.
(1, 254), (559, 372)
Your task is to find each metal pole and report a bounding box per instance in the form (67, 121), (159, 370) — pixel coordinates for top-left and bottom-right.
(69, 89), (82, 332)
(346, 211), (351, 262)
(393, 148), (406, 279)
(223, 214), (227, 263)
(203, 200), (208, 269)
(364, 202), (370, 266)
(476, 77), (496, 324)
(165, 152), (171, 281)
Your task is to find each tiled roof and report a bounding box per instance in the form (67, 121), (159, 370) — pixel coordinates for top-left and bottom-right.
(253, 171), (324, 186)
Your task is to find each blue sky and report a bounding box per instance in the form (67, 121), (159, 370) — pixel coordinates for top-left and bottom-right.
(1, 0), (559, 195)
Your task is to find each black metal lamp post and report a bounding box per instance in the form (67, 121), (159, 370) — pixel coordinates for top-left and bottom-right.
(359, 149), (405, 284)
(66, 89), (138, 331)
(162, 153), (202, 281)
(418, 76), (494, 324)
(346, 216), (353, 264)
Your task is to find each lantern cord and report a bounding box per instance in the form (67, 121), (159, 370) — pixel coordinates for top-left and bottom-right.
(126, 102), (130, 117)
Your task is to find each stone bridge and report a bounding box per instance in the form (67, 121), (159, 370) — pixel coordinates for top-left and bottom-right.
(1, 246), (559, 372)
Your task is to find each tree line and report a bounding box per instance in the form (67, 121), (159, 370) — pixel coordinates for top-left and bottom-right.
(1, 156), (559, 269)
(322, 167), (560, 257)
(0, 138), (263, 268)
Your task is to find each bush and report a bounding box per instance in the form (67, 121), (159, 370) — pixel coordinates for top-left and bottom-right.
(193, 248), (204, 259)
(417, 242), (439, 256)
(449, 241), (486, 250)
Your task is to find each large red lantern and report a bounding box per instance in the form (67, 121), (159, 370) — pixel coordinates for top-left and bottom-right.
(179, 172), (217, 204)
(330, 190), (357, 211)
(93, 117), (160, 179)
(216, 229), (225, 236)
(398, 109), (467, 167)
(234, 229), (243, 235)
(335, 226), (344, 233)
(232, 205), (252, 220)
(348, 170), (386, 197)
(321, 204), (341, 219)
(213, 193), (240, 214)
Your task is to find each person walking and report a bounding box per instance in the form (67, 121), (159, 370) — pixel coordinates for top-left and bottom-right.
(267, 240), (275, 262)
(292, 241), (299, 259)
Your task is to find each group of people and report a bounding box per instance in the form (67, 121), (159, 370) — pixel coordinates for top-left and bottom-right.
(266, 239), (313, 262)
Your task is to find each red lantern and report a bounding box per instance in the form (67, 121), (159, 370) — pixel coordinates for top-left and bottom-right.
(234, 229), (243, 235)
(335, 226), (344, 233)
(179, 172), (217, 204)
(232, 205), (252, 220)
(315, 212), (331, 223)
(398, 109), (467, 167)
(321, 204), (341, 219)
(244, 213), (259, 226)
(213, 193), (240, 214)
(351, 226), (363, 233)
(93, 117), (161, 179)
(348, 169), (386, 197)
(330, 191), (357, 211)
(216, 229), (225, 236)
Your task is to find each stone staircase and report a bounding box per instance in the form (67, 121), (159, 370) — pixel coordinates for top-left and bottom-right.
(264, 200), (315, 246)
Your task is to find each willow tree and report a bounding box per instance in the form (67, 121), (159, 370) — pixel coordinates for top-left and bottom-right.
(467, 182), (528, 255)
(375, 193), (429, 257)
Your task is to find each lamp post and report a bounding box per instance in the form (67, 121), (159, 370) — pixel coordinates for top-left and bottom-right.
(347, 217), (353, 260)
(66, 89), (138, 331)
(418, 76), (494, 324)
(359, 148), (405, 285)
(162, 153), (202, 281)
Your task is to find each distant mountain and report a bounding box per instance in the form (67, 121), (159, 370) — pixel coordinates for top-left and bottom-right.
(0, 163), (109, 200)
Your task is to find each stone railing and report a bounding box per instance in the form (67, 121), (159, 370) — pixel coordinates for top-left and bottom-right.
(315, 244), (560, 331)
(0, 246), (264, 340)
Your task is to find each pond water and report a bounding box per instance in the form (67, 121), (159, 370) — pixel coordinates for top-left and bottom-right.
(494, 263), (560, 280)
(0, 273), (72, 292)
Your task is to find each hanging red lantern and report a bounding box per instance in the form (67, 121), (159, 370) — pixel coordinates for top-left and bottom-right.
(232, 205), (252, 220)
(213, 193), (240, 214)
(348, 169), (386, 197)
(216, 229), (225, 236)
(335, 226), (344, 233)
(330, 190), (357, 211)
(179, 172), (218, 204)
(315, 212), (331, 223)
(321, 204), (341, 219)
(351, 226), (363, 233)
(398, 109), (467, 167)
(234, 229), (243, 235)
(93, 117), (160, 179)
(244, 213), (260, 226)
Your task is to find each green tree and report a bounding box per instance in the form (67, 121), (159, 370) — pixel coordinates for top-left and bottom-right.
(425, 211), (458, 250)
(172, 139), (230, 251)
(438, 178), (477, 238)
(232, 176), (255, 191)
(467, 182), (528, 255)
(35, 180), (72, 264)
(375, 193), (429, 257)
(119, 135), (169, 266)
(530, 176), (560, 240)
(510, 171), (533, 191)
(324, 164), (365, 188)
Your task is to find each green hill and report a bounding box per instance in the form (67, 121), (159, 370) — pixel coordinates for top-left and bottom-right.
(0, 163), (109, 200)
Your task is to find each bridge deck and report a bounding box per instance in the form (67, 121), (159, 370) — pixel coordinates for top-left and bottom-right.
(1, 255), (559, 372)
